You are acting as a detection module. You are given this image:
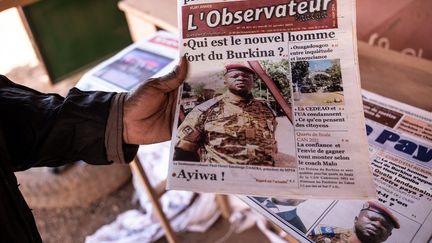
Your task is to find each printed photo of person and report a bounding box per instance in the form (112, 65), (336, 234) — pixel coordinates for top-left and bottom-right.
(308, 201), (400, 243)
(254, 197), (307, 233)
(174, 60), (296, 167)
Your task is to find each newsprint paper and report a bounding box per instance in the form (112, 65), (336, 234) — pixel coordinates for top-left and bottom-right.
(167, 0), (376, 198)
(241, 91), (432, 242)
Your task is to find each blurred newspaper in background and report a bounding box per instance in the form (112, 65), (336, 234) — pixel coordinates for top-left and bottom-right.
(242, 90), (432, 242)
(168, 0), (376, 199)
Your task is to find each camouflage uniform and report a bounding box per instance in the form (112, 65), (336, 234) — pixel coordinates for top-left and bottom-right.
(176, 91), (277, 166)
(308, 226), (354, 243)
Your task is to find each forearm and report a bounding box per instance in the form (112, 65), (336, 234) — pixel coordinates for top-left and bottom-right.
(0, 75), (137, 171)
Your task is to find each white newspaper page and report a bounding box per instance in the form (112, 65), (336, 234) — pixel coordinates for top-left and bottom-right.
(242, 90), (432, 242)
(168, 0), (376, 199)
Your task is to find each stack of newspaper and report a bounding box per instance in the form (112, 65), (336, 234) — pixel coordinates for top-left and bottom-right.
(76, 0), (431, 241)
(167, 0), (431, 242)
(242, 91), (431, 242)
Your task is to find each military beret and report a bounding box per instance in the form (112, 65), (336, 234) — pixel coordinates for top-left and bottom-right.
(224, 64), (256, 75)
(361, 201), (400, 229)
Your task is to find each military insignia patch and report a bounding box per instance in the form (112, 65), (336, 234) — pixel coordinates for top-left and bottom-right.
(182, 126), (194, 135)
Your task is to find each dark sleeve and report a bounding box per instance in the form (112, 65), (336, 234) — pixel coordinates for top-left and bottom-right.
(0, 75), (135, 171)
(105, 93), (138, 164)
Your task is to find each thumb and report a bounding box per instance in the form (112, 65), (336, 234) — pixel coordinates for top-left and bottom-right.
(125, 56), (188, 104)
(155, 56), (189, 92)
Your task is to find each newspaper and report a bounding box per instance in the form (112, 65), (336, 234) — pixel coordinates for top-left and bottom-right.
(76, 31), (179, 92)
(167, 0), (376, 198)
(242, 90), (432, 242)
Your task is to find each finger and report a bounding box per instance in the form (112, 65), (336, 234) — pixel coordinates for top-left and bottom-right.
(156, 56), (189, 92)
(169, 86), (180, 134)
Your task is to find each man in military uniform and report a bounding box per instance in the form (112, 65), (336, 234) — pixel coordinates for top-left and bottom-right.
(308, 201), (400, 243)
(174, 64), (277, 166)
(255, 197), (307, 233)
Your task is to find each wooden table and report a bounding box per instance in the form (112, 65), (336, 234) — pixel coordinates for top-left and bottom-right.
(0, 0), (37, 11)
(358, 41), (432, 111)
(118, 0), (177, 41)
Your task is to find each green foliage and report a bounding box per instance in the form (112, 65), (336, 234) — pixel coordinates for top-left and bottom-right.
(291, 60), (341, 88)
(291, 61), (309, 85)
(313, 73), (330, 87)
(309, 60), (342, 87)
(255, 60), (292, 103)
(325, 59), (342, 85)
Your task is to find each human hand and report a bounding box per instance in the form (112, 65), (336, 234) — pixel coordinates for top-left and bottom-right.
(123, 57), (188, 144)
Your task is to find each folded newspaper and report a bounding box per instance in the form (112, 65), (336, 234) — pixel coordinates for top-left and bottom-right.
(242, 90), (432, 242)
(167, 0), (376, 198)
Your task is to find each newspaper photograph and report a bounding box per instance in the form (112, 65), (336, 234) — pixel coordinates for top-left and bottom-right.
(242, 90), (432, 242)
(167, 0), (376, 198)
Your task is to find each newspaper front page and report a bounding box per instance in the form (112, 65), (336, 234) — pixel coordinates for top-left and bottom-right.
(168, 0), (376, 198)
(242, 90), (432, 242)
